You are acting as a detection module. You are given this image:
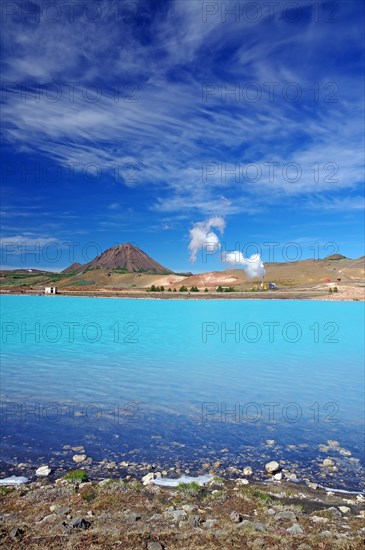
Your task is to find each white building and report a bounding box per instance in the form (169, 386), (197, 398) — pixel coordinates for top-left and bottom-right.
(45, 286), (58, 294)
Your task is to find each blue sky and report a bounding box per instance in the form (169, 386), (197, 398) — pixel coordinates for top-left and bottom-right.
(1, 0), (364, 272)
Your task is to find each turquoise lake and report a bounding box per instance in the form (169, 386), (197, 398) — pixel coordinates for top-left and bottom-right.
(0, 295), (364, 490)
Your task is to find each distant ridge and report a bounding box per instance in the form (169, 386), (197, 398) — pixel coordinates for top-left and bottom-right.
(324, 254), (348, 260)
(62, 262), (82, 273)
(80, 243), (174, 274)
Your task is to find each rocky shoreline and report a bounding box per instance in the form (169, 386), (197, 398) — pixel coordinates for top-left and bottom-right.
(1, 287), (364, 300)
(1, 458), (364, 549)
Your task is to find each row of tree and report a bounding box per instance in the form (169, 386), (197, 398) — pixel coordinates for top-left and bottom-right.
(147, 285), (210, 292)
(216, 286), (236, 292)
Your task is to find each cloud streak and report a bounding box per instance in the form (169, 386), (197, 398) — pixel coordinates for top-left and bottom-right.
(1, 0), (363, 219)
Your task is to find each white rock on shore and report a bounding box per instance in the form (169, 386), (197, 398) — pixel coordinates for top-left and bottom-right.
(265, 461), (280, 474)
(142, 473), (156, 485)
(36, 466), (51, 477)
(72, 454), (87, 464)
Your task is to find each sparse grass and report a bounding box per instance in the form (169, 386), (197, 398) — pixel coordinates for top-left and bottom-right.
(240, 486), (273, 504)
(0, 486), (15, 496)
(80, 487), (97, 502)
(0, 477), (364, 549)
(211, 476), (225, 484)
(176, 481), (203, 496)
(93, 491), (127, 511)
(126, 480), (144, 493)
(204, 489), (227, 503)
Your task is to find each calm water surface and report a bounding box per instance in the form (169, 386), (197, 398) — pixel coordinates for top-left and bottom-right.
(0, 296), (364, 490)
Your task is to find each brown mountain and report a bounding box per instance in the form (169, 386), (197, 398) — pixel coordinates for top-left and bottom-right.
(62, 262), (82, 273)
(81, 243), (174, 274)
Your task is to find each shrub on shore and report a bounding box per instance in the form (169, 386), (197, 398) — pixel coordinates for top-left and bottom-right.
(62, 469), (88, 482)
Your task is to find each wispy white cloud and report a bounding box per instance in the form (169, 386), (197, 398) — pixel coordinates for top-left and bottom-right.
(1, 0), (364, 218)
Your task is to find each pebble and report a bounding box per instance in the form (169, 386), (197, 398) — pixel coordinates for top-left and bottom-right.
(274, 472), (282, 481)
(147, 543), (163, 550)
(274, 511), (297, 522)
(50, 505), (70, 515)
(236, 478), (249, 485)
(322, 458), (335, 467)
(339, 448), (351, 456)
(311, 516), (328, 523)
(182, 504), (196, 512)
(37, 513), (57, 523)
(230, 511), (242, 523)
(287, 524), (304, 535)
(327, 506), (341, 517)
(187, 515), (201, 527)
(36, 465), (51, 477)
(70, 517), (91, 529)
(72, 454), (87, 464)
(265, 461), (280, 474)
(338, 506), (350, 514)
(163, 509), (187, 522)
(243, 466), (253, 476)
(148, 514), (162, 522)
(203, 519), (217, 528)
(9, 527), (24, 541)
(240, 519), (252, 528)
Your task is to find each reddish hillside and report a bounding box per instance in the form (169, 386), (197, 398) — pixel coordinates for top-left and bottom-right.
(81, 243), (173, 274)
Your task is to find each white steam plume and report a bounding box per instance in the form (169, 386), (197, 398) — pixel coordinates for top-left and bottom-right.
(224, 251), (265, 278)
(189, 216), (225, 263)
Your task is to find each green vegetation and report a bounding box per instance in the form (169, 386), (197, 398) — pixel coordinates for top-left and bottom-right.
(190, 286), (199, 292)
(217, 286), (236, 292)
(127, 480), (144, 493)
(62, 469), (88, 482)
(80, 487), (97, 502)
(179, 285), (188, 292)
(204, 287), (209, 292)
(240, 485), (273, 505)
(176, 481), (203, 495)
(147, 285), (165, 292)
(211, 476), (225, 485)
(0, 486), (15, 496)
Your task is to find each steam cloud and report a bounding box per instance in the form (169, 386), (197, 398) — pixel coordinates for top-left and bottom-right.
(189, 216), (225, 262)
(224, 250), (265, 278)
(188, 217), (265, 278)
